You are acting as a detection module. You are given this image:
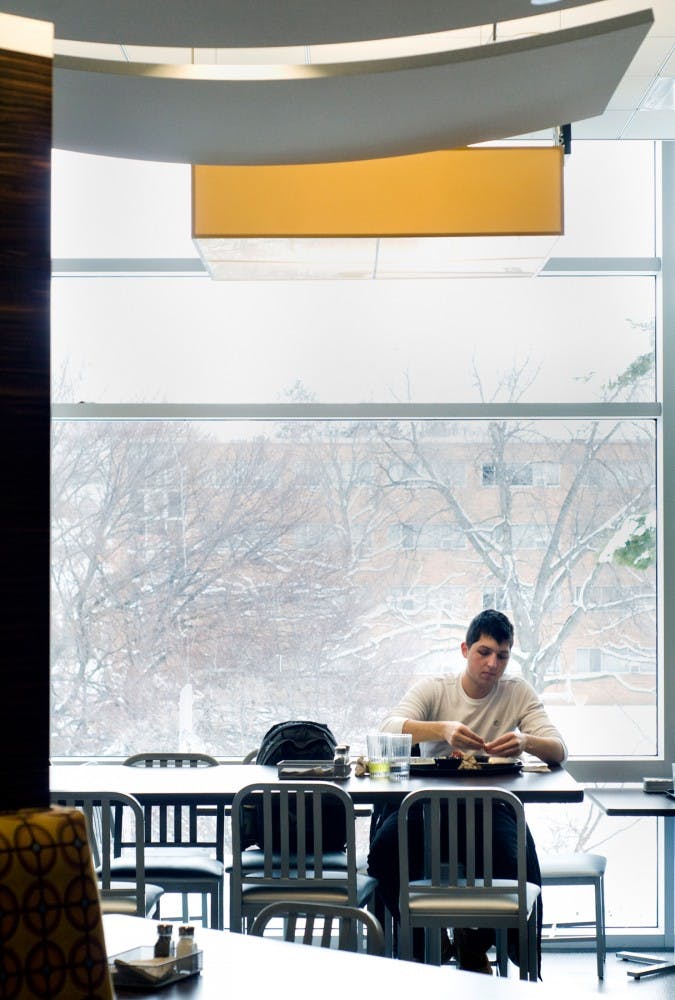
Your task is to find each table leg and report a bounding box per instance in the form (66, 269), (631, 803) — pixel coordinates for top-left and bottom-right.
(618, 813), (675, 979)
(617, 953), (675, 979)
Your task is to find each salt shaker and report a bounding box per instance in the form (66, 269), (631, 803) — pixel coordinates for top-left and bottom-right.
(176, 925), (198, 971)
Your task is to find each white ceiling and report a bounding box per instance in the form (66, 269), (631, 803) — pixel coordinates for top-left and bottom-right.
(51, 12), (651, 165)
(2, 0), (673, 163)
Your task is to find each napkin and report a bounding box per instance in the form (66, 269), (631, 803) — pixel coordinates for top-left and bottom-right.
(113, 957), (176, 985)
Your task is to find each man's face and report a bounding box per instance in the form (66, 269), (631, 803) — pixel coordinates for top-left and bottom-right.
(461, 632), (511, 696)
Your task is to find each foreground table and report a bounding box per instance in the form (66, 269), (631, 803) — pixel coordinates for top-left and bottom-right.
(104, 913), (595, 999)
(50, 760), (583, 806)
(589, 786), (675, 979)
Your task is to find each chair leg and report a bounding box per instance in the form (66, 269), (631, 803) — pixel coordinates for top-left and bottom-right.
(230, 892), (242, 933)
(398, 917), (412, 961)
(527, 914), (538, 982)
(370, 893), (394, 957)
(209, 887), (222, 930)
(496, 929), (509, 976)
(425, 928), (442, 965)
(595, 876), (606, 980)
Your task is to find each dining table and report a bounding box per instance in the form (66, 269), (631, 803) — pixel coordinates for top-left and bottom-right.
(103, 912), (596, 999)
(50, 759), (584, 808)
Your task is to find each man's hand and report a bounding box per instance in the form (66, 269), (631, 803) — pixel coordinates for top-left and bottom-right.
(484, 731), (566, 764)
(483, 731), (526, 757)
(439, 722), (485, 752)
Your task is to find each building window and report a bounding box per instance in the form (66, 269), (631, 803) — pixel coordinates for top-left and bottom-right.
(482, 462), (560, 487)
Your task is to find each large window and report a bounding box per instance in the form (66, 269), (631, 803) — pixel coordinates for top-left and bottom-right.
(51, 140), (660, 762)
(51, 417), (656, 760)
(50, 139), (669, 937)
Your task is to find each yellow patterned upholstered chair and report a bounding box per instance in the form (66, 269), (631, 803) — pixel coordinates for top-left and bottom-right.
(0, 805), (114, 999)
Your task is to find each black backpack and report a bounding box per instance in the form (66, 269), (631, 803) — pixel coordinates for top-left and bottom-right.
(247, 720), (347, 852)
(256, 720), (337, 767)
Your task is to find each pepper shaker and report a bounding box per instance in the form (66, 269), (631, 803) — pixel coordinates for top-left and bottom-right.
(153, 923), (173, 958)
(333, 744), (351, 778)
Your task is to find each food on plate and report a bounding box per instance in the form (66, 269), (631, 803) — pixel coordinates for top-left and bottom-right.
(458, 752), (481, 770)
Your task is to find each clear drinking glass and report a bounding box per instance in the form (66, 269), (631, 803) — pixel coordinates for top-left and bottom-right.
(366, 733), (391, 779)
(386, 733), (412, 780)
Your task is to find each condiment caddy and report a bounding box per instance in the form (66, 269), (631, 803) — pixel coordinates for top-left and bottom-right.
(109, 923), (202, 990)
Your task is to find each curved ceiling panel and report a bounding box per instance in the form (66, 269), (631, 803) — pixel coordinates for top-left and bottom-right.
(3, 0), (605, 46)
(52, 11), (653, 164)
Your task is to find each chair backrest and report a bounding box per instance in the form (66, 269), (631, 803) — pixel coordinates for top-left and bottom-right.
(124, 752), (219, 768)
(120, 753), (224, 861)
(2, 805), (115, 1000)
(397, 786), (529, 909)
(231, 781), (357, 891)
(51, 790), (149, 917)
(249, 900), (385, 956)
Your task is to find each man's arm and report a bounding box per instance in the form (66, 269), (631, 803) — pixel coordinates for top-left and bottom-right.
(483, 681), (568, 764)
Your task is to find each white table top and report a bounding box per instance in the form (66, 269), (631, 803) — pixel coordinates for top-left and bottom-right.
(104, 914), (595, 1000)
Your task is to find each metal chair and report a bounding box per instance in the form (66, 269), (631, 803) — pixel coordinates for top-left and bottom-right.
(230, 781), (378, 933)
(250, 900), (385, 955)
(51, 790), (164, 918)
(539, 851), (607, 979)
(123, 752), (220, 768)
(397, 787), (540, 980)
(239, 745), (369, 871)
(112, 752), (225, 928)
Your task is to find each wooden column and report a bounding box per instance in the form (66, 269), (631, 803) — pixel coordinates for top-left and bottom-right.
(0, 14), (53, 809)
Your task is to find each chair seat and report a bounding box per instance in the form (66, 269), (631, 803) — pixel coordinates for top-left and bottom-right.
(237, 848), (370, 872)
(100, 881), (165, 916)
(540, 853), (606, 880)
(238, 849), (350, 870)
(408, 879), (540, 917)
(241, 872), (377, 908)
(111, 855), (224, 880)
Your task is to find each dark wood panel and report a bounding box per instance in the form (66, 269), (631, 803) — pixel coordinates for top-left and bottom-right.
(0, 45), (52, 809)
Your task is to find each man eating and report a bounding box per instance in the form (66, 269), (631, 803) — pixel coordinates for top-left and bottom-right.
(367, 608), (566, 974)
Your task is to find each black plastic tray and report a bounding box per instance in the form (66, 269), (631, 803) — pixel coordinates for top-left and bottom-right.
(410, 757), (522, 777)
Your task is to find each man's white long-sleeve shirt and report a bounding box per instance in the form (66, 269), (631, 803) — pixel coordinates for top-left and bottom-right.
(380, 672), (567, 761)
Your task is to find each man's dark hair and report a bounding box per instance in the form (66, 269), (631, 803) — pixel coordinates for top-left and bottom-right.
(466, 609), (514, 648)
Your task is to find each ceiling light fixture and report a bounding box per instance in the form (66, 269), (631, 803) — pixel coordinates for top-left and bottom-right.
(192, 146), (564, 280)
